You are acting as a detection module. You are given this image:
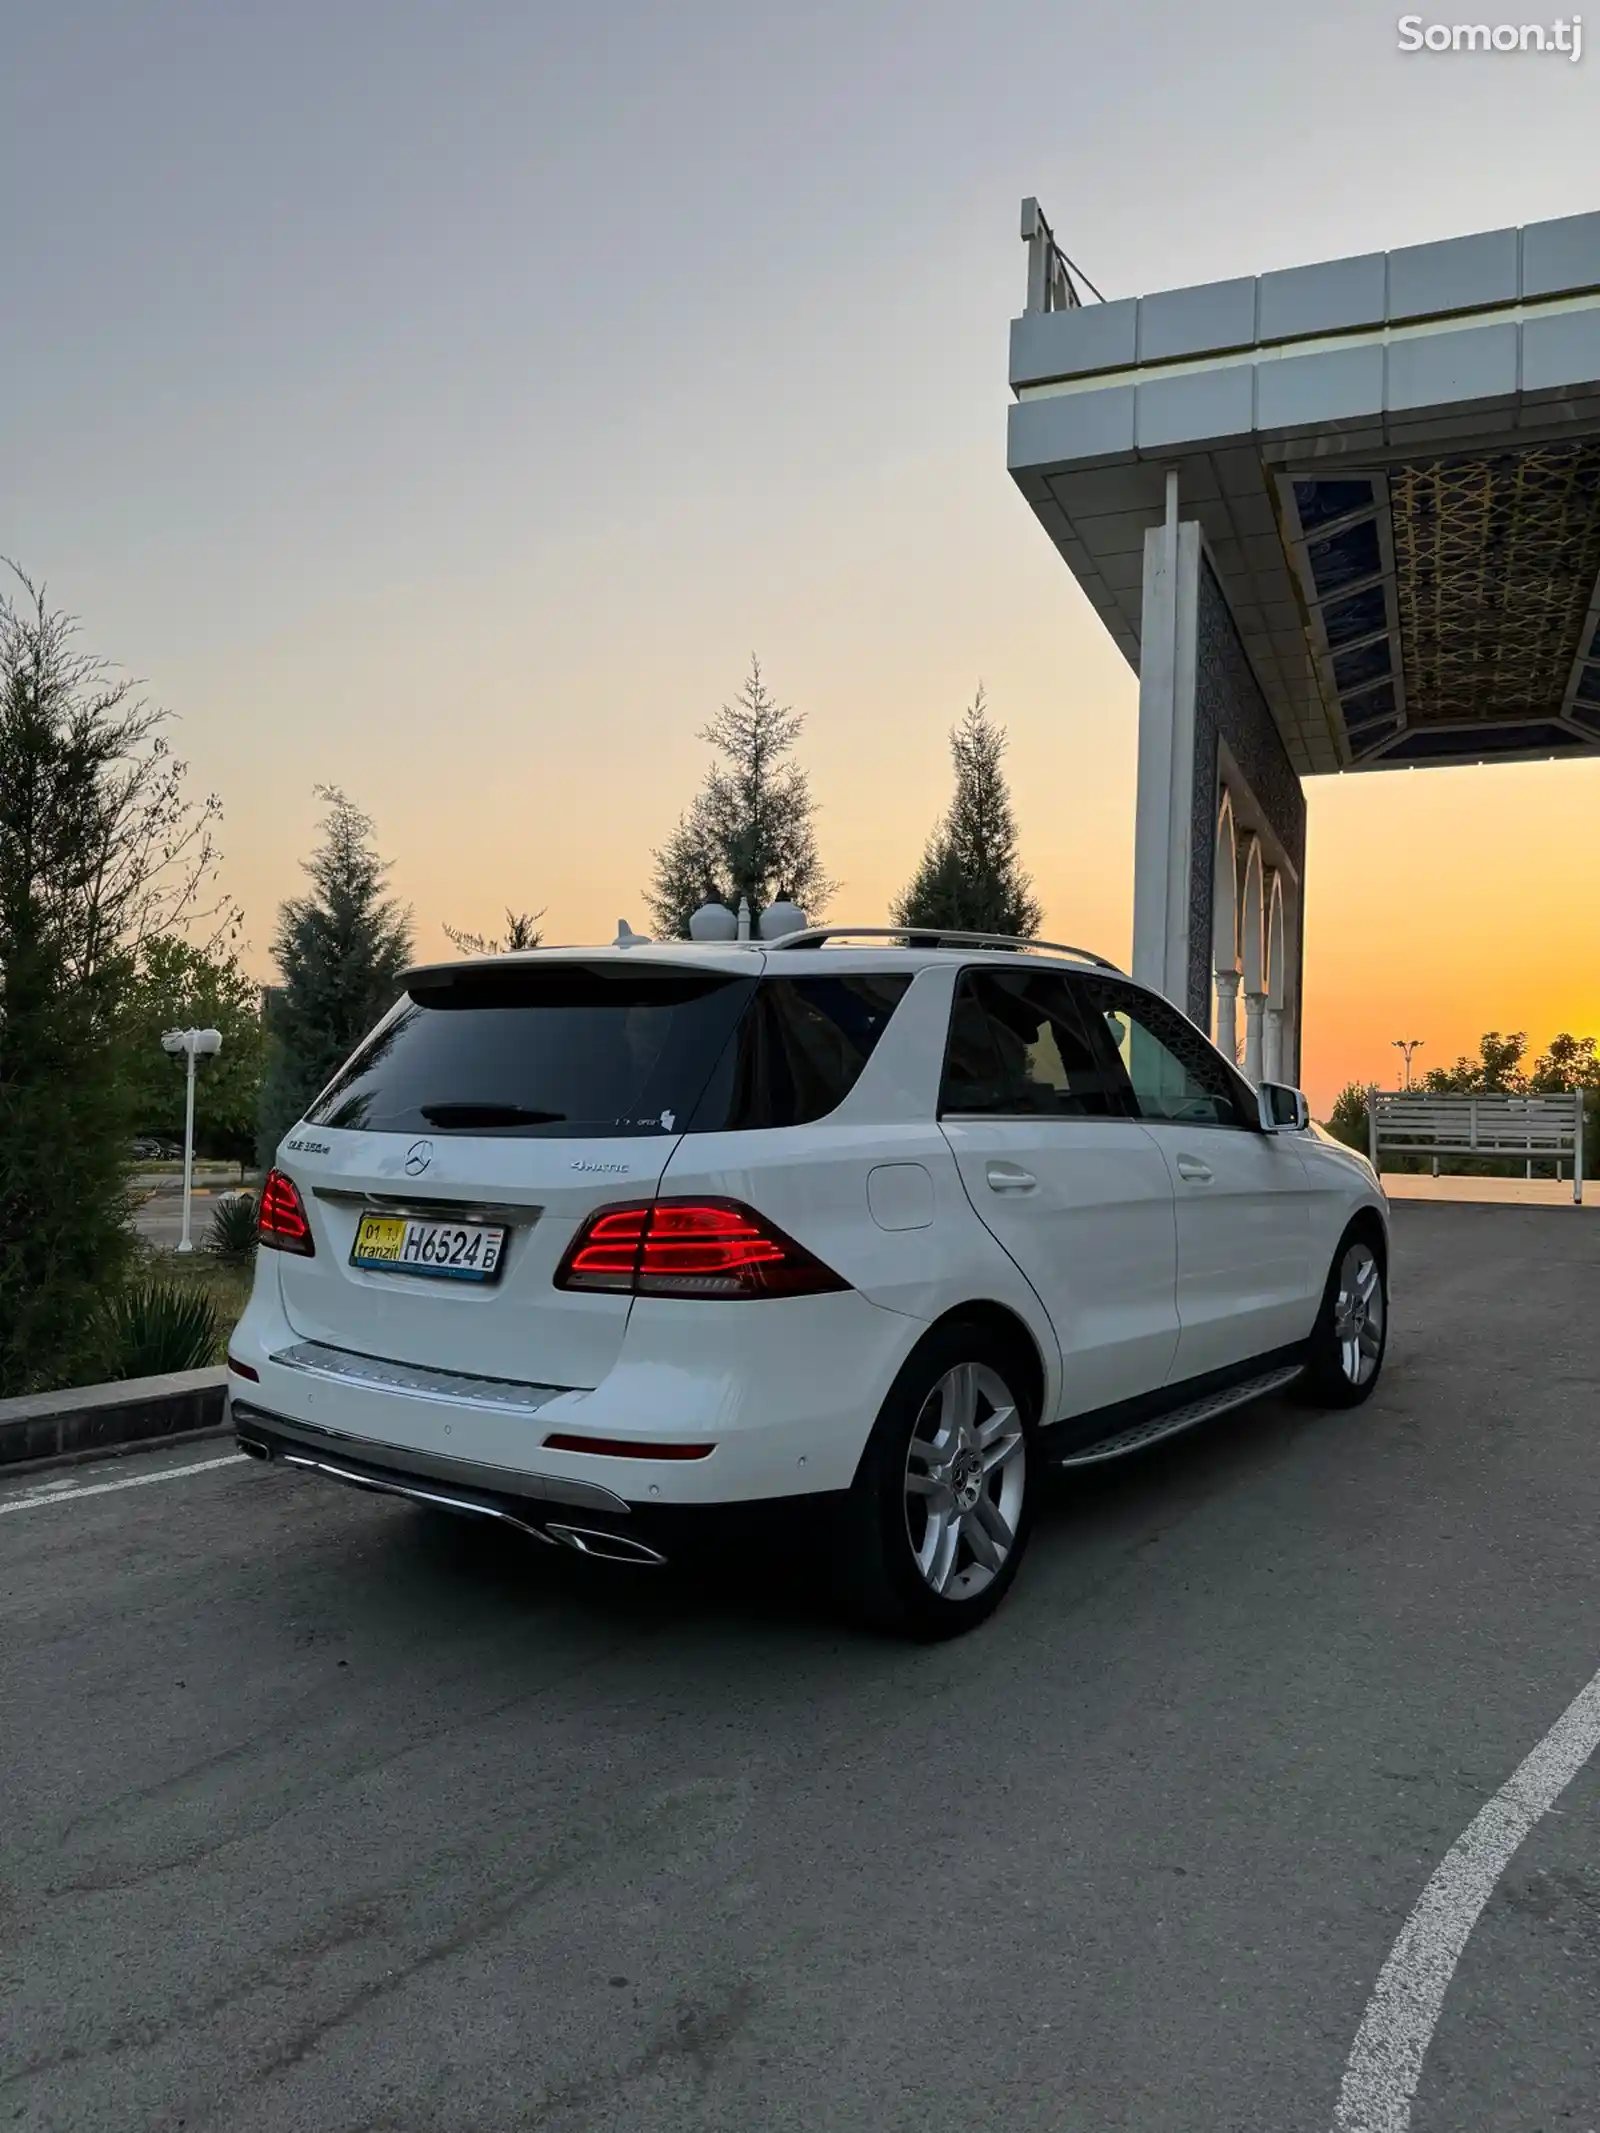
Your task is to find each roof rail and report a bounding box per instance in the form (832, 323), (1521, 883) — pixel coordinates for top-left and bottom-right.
(766, 926), (1124, 973)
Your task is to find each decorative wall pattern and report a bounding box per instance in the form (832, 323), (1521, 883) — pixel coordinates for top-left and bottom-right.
(1188, 557), (1307, 1061)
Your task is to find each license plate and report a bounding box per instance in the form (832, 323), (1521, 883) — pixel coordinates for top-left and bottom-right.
(350, 1213), (507, 1283)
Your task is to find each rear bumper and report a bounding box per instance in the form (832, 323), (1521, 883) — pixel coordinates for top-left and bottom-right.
(228, 1264), (923, 1504)
(230, 1403), (839, 1566)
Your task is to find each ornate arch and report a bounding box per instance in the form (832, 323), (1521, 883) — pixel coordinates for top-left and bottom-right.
(1213, 790), (1239, 977)
(1211, 791), (1241, 1056)
(1265, 871), (1286, 1009)
(1238, 833), (1265, 996)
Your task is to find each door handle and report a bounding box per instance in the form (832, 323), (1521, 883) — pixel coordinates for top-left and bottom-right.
(985, 1162), (1038, 1194)
(1174, 1155), (1214, 1184)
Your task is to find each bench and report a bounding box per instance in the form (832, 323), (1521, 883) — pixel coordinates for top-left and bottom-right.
(1367, 1089), (1585, 1203)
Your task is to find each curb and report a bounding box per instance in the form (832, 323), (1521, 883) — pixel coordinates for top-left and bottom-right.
(0, 1367), (230, 1474)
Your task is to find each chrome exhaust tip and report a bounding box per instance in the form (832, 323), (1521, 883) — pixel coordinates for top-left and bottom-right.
(236, 1435), (273, 1462)
(545, 1522), (668, 1567)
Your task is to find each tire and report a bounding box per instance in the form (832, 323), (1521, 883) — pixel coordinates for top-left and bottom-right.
(835, 1321), (1037, 1640)
(1301, 1222), (1388, 1408)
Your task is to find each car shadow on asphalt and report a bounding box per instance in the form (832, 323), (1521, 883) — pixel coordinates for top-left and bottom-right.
(357, 1384), (1336, 1652)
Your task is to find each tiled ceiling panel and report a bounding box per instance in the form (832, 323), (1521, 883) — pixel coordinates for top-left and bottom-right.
(1389, 440), (1600, 725)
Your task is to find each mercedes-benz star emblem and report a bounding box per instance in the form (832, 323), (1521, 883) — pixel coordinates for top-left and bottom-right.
(404, 1139), (434, 1177)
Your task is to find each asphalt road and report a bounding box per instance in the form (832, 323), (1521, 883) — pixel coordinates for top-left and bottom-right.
(4, 1203), (1600, 2133)
(129, 1176), (251, 1252)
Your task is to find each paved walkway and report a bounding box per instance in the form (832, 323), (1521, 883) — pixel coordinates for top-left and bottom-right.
(1380, 1170), (1591, 1208)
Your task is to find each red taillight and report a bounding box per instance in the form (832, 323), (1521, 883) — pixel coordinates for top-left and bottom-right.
(554, 1198), (847, 1299)
(258, 1167), (315, 1256)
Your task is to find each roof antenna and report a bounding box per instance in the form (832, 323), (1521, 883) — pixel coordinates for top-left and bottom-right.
(736, 897), (752, 943)
(614, 919), (650, 949)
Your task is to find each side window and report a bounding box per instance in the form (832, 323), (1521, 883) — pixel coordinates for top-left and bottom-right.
(691, 974), (911, 1130)
(940, 970), (1129, 1119)
(1075, 978), (1246, 1130)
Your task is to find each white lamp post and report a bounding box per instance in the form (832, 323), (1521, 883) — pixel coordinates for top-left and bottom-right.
(1392, 1037), (1425, 1090)
(160, 1028), (223, 1252)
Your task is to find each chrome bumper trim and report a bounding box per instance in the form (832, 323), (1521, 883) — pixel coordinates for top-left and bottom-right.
(230, 1403), (631, 1514)
(310, 1188), (544, 1227)
(271, 1339), (570, 1414)
(276, 1448), (561, 1543)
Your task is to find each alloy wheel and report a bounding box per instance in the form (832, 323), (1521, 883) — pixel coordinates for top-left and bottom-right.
(1332, 1240), (1385, 1386)
(903, 1361), (1027, 1600)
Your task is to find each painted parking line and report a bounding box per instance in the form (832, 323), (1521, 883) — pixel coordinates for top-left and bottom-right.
(1333, 1662), (1600, 2131)
(0, 1453), (247, 1516)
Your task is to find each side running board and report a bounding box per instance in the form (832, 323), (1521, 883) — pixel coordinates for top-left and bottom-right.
(1052, 1363), (1304, 1470)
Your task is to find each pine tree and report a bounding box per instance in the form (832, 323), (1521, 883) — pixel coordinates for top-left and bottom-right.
(257, 788), (414, 1162)
(2, 569), (238, 1392)
(892, 689), (1042, 939)
(646, 657), (834, 938)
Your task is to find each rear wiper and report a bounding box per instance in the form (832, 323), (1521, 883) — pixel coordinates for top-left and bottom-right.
(418, 1103), (567, 1127)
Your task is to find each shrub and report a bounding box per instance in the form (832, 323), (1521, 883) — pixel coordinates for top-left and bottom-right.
(1325, 1083), (1371, 1154)
(205, 1191), (259, 1261)
(99, 1281), (222, 1379)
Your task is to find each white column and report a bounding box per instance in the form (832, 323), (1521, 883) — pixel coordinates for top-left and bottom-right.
(1262, 1004), (1283, 1083)
(1131, 494), (1202, 1015)
(177, 1043), (198, 1254)
(1214, 970), (1241, 1065)
(1243, 992), (1266, 1083)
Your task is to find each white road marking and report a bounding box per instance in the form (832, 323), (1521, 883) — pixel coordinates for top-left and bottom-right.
(1333, 1663), (1600, 2131)
(0, 1453), (246, 1515)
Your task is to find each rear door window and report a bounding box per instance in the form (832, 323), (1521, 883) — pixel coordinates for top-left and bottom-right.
(689, 974), (912, 1130)
(940, 970), (1130, 1118)
(305, 964), (756, 1138)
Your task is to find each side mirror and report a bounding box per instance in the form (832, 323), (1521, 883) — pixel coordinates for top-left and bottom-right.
(1257, 1081), (1310, 1133)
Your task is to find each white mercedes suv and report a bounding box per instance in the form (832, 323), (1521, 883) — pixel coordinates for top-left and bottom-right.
(229, 927), (1388, 1638)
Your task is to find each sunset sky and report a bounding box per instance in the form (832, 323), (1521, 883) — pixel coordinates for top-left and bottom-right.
(5, 1), (1597, 1112)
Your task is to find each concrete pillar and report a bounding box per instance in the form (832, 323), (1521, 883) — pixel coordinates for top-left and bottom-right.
(1215, 970), (1241, 1064)
(1262, 1004), (1283, 1083)
(1131, 488), (1202, 1014)
(1243, 992), (1266, 1083)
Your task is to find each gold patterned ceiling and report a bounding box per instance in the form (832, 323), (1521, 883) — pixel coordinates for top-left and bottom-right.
(1389, 441), (1600, 725)
(1283, 439), (1600, 768)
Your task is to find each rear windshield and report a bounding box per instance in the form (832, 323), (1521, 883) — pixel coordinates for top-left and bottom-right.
(305, 964), (912, 1139)
(306, 965), (757, 1138)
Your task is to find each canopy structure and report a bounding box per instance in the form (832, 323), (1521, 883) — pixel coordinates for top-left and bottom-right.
(1007, 203), (1600, 1078)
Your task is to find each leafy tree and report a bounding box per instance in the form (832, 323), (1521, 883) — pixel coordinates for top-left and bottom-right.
(0, 569), (229, 1395)
(1528, 1033), (1600, 1182)
(892, 689), (1042, 938)
(119, 935), (264, 1161)
(646, 657), (833, 938)
(257, 788), (413, 1162)
(1529, 1032), (1600, 1092)
(1422, 1031), (1528, 1095)
(442, 907), (544, 956)
(1324, 1082), (1371, 1154)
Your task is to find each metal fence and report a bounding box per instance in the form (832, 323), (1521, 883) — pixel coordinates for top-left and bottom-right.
(1367, 1088), (1585, 1203)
